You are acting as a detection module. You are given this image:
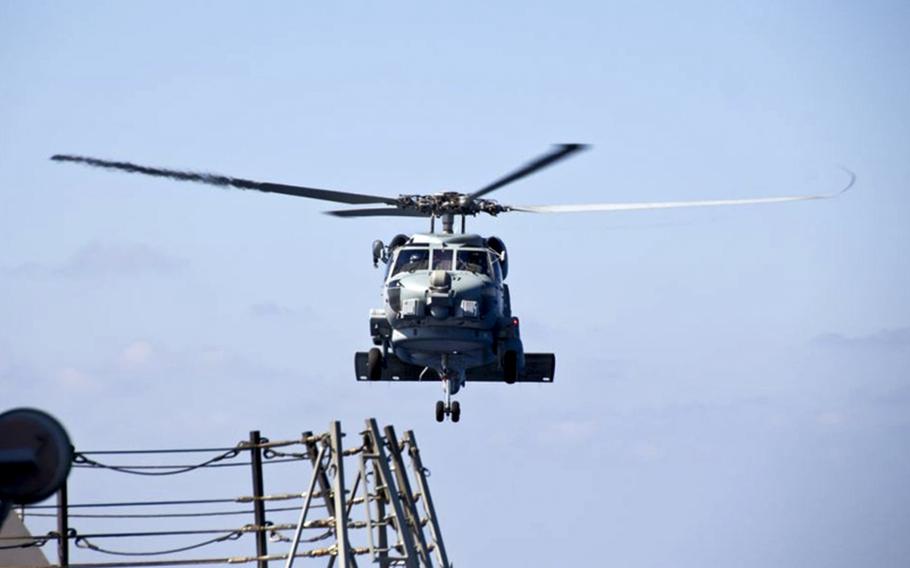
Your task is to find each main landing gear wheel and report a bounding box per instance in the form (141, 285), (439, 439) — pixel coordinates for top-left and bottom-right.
(503, 350), (518, 384)
(435, 401), (445, 423)
(367, 348), (383, 380)
(450, 400), (461, 423)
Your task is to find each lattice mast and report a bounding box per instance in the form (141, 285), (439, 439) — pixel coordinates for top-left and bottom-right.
(8, 419), (451, 568)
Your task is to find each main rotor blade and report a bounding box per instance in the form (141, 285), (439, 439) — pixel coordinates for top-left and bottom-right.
(325, 207), (429, 218)
(509, 168), (855, 214)
(50, 154), (398, 206)
(468, 143), (589, 201)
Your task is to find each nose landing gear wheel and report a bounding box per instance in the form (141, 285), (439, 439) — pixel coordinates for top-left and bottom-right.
(435, 400), (461, 423)
(435, 400), (445, 423)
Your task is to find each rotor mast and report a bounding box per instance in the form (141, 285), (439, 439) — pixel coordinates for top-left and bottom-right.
(429, 213), (466, 234)
(441, 213), (454, 234)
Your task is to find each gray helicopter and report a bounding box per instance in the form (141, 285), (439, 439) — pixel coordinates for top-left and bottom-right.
(52, 145), (854, 422)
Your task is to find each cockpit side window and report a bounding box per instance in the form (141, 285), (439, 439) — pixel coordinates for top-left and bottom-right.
(457, 250), (489, 275)
(392, 249), (429, 275)
(432, 249), (453, 271)
(490, 254), (503, 281)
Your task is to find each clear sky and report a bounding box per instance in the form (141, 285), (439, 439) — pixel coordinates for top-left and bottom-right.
(2, 1), (909, 566)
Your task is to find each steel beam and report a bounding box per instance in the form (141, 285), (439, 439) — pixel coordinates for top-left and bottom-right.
(365, 419), (420, 568)
(284, 445), (327, 568)
(373, 457), (390, 568)
(404, 431), (450, 568)
(384, 426), (432, 566)
(328, 421), (353, 568)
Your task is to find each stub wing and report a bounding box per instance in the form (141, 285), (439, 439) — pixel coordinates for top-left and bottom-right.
(355, 353), (555, 383)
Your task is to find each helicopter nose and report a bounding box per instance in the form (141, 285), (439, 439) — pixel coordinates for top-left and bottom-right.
(429, 270), (451, 291)
(427, 270), (453, 318)
(450, 275), (495, 319)
(422, 270), (492, 320)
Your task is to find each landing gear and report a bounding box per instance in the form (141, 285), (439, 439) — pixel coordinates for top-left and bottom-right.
(434, 399), (462, 423)
(367, 348), (383, 380)
(503, 350), (518, 384)
(435, 362), (463, 423)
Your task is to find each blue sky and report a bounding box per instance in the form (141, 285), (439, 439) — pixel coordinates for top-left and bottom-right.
(2, 2), (909, 566)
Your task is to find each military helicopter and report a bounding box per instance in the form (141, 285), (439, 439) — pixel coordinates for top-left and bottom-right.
(51, 145), (854, 422)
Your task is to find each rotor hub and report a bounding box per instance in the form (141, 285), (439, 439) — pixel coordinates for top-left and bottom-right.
(395, 193), (508, 217)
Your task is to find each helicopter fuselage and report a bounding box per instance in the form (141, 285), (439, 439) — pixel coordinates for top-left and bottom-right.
(369, 232), (523, 385)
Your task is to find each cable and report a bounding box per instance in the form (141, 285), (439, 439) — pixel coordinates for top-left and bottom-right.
(71, 457), (306, 471)
(76, 438), (312, 456)
(75, 531), (243, 557)
(35, 545), (373, 567)
(1, 525), (294, 545)
(25, 491), (335, 510)
(0, 538), (49, 550)
(22, 505), (312, 519)
(73, 449), (241, 476)
(269, 529), (333, 544)
(78, 447), (242, 456)
(25, 498), (239, 510)
(262, 449), (309, 460)
(65, 525), (294, 540)
(1, 518), (377, 544)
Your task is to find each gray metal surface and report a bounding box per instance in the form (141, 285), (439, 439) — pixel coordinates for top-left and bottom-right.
(283, 445), (326, 568)
(19, 420), (448, 567)
(328, 422), (353, 568)
(364, 419), (421, 568)
(355, 352), (555, 382)
(383, 426), (432, 566)
(403, 431), (449, 568)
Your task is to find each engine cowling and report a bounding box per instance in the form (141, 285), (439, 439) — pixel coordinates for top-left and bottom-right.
(388, 234), (409, 250)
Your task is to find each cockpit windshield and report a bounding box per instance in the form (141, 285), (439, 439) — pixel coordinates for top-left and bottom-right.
(392, 249), (429, 275)
(393, 247), (492, 277)
(432, 249), (454, 270)
(457, 250), (489, 275)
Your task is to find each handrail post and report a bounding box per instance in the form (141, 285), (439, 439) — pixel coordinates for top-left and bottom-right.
(329, 421), (352, 568)
(57, 481), (69, 567)
(249, 431), (268, 568)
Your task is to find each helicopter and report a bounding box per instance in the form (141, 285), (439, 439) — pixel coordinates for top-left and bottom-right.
(51, 145), (854, 422)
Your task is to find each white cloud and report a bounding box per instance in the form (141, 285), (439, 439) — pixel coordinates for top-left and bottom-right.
(630, 441), (663, 462)
(120, 340), (154, 368)
(56, 367), (96, 390)
(540, 418), (599, 444)
(250, 302), (296, 317)
(197, 347), (229, 368)
(2, 242), (185, 278)
(816, 411), (846, 427)
(814, 327), (910, 350)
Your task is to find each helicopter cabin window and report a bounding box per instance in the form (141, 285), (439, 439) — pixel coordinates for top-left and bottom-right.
(457, 250), (489, 275)
(490, 254), (502, 281)
(393, 249), (429, 275)
(432, 249), (454, 271)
